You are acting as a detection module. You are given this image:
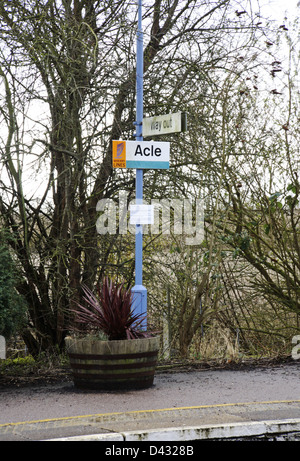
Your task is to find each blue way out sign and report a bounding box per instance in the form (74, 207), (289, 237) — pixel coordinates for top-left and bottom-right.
(112, 140), (170, 169)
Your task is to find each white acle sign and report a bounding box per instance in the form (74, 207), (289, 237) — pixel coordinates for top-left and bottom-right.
(112, 140), (170, 169)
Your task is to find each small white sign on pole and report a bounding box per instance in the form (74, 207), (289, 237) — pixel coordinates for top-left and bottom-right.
(130, 204), (154, 225)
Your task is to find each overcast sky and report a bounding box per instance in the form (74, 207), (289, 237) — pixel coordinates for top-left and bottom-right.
(260, 0), (299, 22)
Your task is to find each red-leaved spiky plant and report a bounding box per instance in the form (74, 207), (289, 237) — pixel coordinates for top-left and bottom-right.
(74, 277), (149, 340)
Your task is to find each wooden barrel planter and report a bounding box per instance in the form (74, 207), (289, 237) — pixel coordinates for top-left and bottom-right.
(65, 336), (160, 390)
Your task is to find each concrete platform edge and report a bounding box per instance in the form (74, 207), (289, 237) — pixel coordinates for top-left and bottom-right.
(44, 418), (300, 441)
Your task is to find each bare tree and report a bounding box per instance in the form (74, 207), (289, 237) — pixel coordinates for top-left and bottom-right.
(0, 0), (267, 355)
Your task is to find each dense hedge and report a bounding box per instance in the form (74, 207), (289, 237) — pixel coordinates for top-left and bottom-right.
(0, 240), (27, 339)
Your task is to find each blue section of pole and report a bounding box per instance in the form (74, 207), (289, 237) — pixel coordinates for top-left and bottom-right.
(132, 0), (147, 328)
(136, 0), (143, 287)
(135, 170), (143, 287)
(136, 0), (143, 140)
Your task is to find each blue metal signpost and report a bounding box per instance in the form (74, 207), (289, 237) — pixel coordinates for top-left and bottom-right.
(132, 0), (147, 329)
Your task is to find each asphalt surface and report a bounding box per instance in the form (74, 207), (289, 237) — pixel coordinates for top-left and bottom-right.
(0, 360), (299, 442)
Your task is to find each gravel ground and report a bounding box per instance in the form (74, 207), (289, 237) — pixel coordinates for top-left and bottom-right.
(0, 357), (299, 425)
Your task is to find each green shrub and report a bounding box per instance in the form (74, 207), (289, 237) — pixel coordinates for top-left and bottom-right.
(0, 356), (35, 373)
(0, 239), (27, 339)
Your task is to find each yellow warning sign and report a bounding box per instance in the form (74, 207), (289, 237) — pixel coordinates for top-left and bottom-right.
(112, 141), (126, 168)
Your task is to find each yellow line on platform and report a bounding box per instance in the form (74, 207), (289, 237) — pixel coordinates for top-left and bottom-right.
(1, 399), (300, 429)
